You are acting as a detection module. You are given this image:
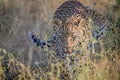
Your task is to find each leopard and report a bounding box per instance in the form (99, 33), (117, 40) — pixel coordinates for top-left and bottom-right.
(29, 0), (116, 79)
(29, 0), (113, 59)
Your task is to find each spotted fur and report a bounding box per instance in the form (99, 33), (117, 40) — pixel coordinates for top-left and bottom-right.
(29, 0), (112, 58)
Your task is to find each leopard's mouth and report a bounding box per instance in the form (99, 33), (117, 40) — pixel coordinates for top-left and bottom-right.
(64, 46), (72, 54)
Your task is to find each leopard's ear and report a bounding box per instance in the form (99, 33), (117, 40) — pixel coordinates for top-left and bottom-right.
(53, 18), (62, 27)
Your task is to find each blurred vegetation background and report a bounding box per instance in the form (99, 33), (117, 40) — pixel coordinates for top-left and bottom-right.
(0, 0), (120, 80)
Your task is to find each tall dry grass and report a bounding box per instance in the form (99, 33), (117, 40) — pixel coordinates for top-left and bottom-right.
(0, 0), (120, 80)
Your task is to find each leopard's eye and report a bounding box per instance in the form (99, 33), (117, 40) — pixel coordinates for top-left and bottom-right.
(74, 20), (80, 26)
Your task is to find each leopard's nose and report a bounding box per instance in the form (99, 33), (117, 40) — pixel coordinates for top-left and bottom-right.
(64, 47), (71, 54)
